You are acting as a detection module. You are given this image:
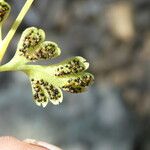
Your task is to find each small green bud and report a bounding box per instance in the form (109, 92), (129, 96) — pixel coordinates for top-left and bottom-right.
(61, 73), (94, 93)
(51, 57), (89, 76)
(15, 27), (61, 63)
(30, 78), (63, 107)
(32, 41), (61, 61)
(17, 27), (45, 61)
(0, 0), (11, 24)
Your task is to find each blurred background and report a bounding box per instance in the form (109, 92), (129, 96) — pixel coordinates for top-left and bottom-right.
(0, 0), (150, 149)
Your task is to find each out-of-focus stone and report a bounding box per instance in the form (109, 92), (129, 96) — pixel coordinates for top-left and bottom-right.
(106, 2), (135, 42)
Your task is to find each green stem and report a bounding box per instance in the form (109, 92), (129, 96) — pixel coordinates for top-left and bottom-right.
(0, 25), (2, 41)
(0, 62), (15, 72)
(0, 0), (34, 62)
(0, 61), (42, 73)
